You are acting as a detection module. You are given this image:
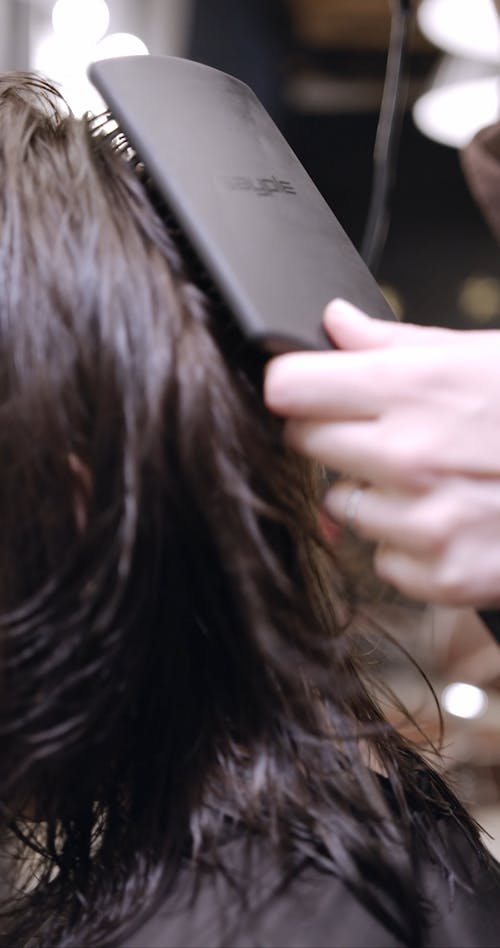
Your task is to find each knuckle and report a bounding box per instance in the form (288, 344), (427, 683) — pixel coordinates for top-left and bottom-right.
(387, 440), (433, 489)
(390, 444), (418, 480)
(410, 514), (449, 555)
(411, 500), (462, 554)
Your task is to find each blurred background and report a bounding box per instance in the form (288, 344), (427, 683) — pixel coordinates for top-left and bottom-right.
(1, 0), (500, 852)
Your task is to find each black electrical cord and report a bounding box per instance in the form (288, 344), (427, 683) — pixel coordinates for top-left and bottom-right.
(361, 0), (415, 275)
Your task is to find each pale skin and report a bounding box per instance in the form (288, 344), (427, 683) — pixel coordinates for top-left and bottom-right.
(264, 298), (500, 608)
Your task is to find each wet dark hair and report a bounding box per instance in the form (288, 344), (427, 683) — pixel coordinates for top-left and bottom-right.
(0, 74), (484, 947)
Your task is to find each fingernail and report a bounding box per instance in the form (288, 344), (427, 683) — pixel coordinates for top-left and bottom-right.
(263, 357), (290, 409)
(326, 298), (370, 321)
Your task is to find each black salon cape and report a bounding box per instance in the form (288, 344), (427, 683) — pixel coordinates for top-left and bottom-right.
(125, 800), (500, 948)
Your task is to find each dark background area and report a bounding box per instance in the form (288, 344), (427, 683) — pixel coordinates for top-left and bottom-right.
(188, 0), (500, 328)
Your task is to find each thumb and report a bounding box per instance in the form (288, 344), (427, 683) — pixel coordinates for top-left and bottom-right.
(324, 298), (445, 350)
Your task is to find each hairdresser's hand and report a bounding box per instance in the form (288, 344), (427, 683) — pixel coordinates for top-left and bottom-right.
(264, 299), (500, 608)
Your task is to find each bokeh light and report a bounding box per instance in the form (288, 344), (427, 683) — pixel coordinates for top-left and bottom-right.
(442, 682), (488, 720)
(94, 33), (150, 62)
(52, 0), (110, 48)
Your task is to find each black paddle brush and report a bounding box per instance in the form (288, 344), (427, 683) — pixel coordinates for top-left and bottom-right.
(88, 55), (396, 355)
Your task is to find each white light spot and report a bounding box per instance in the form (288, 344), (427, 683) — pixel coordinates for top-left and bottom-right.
(442, 682), (488, 719)
(52, 0), (110, 48)
(93, 33), (149, 62)
(418, 0), (500, 63)
(33, 33), (106, 117)
(413, 74), (500, 149)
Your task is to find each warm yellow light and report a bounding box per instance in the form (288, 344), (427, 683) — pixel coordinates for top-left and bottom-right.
(458, 276), (500, 324)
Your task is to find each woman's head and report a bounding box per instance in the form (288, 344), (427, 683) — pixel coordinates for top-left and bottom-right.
(0, 74), (481, 947)
(0, 70), (344, 924)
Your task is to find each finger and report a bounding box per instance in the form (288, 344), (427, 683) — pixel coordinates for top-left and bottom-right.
(374, 544), (477, 606)
(324, 298), (456, 351)
(264, 349), (398, 420)
(284, 418), (407, 486)
(284, 418), (376, 478)
(377, 541), (500, 608)
(373, 545), (439, 604)
(325, 482), (433, 555)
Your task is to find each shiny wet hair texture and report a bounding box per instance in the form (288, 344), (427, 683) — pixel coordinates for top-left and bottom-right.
(0, 75), (484, 947)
